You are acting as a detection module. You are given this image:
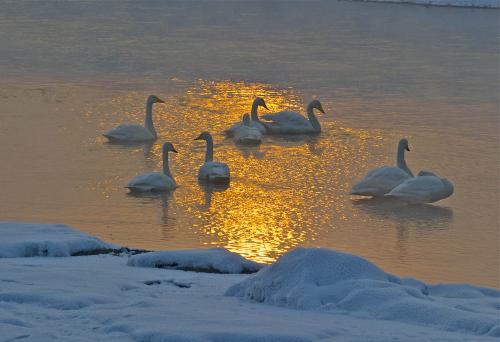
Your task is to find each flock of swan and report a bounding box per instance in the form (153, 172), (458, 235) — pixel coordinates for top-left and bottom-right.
(103, 95), (454, 204)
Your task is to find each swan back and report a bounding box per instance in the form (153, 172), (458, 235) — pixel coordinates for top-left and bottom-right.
(127, 172), (176, 192)
(351, 166), (411, 197)
(233, 123), (262, 145)
(199, 162), (230, 185)
(386, 175), (454, 204)
(103, 124), (155, 142)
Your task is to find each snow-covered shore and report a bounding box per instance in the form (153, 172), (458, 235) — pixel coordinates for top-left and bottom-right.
(1, 222), (498, 341)
(353, 0), (499, 8)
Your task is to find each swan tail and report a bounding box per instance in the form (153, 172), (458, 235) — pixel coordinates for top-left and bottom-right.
(223, 129), (235, 137)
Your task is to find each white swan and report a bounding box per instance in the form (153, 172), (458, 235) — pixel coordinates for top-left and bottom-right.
(225, 97), (268, 137)
(350, 138), (414, 197)
(261, 99), (325, 134)
(195, 132), (230, 185)
(233, 114), (263, 145)
(103, 95), (165, 143)
(386, 170), (454, 204)
(126, 142), (177, 192)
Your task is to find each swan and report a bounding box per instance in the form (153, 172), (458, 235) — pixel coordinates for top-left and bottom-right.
(225, 97), (268, 137)
(195, 131), (230, 185)
(126, 142), (177, 192)
(233, 114), (263, 145)
(261, 99), (325, 134)
(103, 95), (165, 143)
(385, 170), (454, 204)
(350, 138), (414, 197)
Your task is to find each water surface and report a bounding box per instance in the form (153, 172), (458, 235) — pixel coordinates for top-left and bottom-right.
(0, 1), (498, 287)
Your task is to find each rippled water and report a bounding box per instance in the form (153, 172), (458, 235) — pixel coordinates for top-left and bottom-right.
(0, 1), (498, 287)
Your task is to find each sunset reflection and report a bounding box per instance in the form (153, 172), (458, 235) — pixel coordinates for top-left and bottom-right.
(90, 80), (384, 263)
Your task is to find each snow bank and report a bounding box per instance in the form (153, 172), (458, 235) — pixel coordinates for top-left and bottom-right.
(127, 248), (262, 274)
(226, 248), (500, 337)
(0, 222), (116, 257)
(355, 0), (499, 8)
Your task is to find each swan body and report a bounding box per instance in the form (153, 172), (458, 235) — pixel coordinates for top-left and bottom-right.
(233, 114), (262, 145)
(261, 99), (325, 134)
(195, 132), (230, 185)
(127, 142), (177, 192)
(103, 95), (164, 143)
(386, 171), (454, 204)
(225, 97), (268, 137)
(351, 139), (414, 197)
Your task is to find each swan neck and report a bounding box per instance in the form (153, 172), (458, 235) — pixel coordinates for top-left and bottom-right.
(307, 103), (321, 132)
(251, 101), (260, 122)
(145, 100), (157, 137)
(205, 136), (214, 163)
(162, 150), (174, 179)
(397, 145), (413, 177)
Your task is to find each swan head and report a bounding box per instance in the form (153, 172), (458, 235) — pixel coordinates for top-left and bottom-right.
(242, 113), (251, 126)
(310, 100), (325, 114)
(254, 97), (269, 110)
(399, 138), (410, 151)
(147, 95), (165, 104)
(417, 170), (437, 177)
(195, 131), (212, 141)
(162, 142), (178, 154)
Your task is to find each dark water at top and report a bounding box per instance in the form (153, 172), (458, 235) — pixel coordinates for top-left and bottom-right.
(0, 1), (498, 287)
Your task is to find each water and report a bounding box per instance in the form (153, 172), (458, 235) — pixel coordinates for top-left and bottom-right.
(0, 1), (498, 287)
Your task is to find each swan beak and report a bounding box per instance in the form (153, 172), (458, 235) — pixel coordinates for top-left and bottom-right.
(172, 148), (178, 153)
(194, 135), (202, 141)
(156, 98), (165, 103)
(263, 103), (269, 110)
(406, 147), (410, 151)
(318, 106), (325, 114)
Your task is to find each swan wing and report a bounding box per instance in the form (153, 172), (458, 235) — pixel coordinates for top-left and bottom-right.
(199, 162), (230, 184)
(127, 172), (176, 192)
(351, 166), (411, 197)
(250, 121), (267, 134)
(224, 122), (243, 137)
(233, 126), (262, 145)
(261, 111), (310, 127)
(103, 124), (155, 142)
(226, 121), (265, 136)
(386, 176), (453, 204)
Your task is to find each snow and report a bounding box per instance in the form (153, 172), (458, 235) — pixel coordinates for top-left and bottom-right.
(0, 222), (116, 257)
(0, 222), (499, 341)
(355, 0), (499, 8)
(226, 248), (500, 337)
(127, 248), (262, 274)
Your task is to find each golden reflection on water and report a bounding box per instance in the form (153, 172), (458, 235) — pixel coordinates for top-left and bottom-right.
(91, 80), (383, 263)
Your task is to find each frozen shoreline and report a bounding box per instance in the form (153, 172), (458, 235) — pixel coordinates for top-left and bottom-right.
(351, 0), (499, 8)
(0, 222), (498, 341)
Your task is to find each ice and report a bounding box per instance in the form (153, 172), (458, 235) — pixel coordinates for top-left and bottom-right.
(358, 0), (499, 8)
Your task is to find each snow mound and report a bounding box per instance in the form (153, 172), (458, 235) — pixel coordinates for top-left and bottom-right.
(226, 248), (500, 337)
(0, 222), (116, 258)
(127, 248), (262, 274)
